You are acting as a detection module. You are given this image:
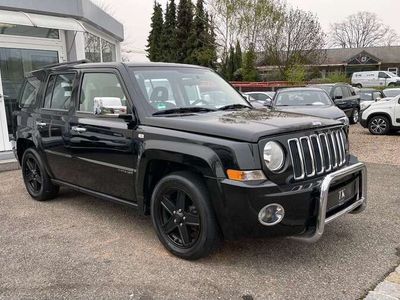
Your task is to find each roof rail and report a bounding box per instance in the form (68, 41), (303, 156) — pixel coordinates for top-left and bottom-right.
(42, 59), (91, 70)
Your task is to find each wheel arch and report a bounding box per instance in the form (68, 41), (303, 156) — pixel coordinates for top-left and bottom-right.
(136, 141), (225, 215)
(367, 112), (393, 126)
(16, 138), (36, 164)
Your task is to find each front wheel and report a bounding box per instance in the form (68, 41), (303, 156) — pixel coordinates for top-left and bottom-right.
(350, 108), (360, 124)
(151, 172), (220, 260)
(368, 115), (390, 135)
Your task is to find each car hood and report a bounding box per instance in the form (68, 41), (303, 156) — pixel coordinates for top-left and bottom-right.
(144, 109), (342, 143)
(274, 105), (345, 120)
(369, 97), (396, 108)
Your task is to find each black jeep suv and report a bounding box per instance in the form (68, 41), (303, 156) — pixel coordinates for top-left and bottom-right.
(309, 83), (361, 124)
(14, 61), (367, 260)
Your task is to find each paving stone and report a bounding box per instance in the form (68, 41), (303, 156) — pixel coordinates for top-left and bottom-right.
(375, 281), (400, 299)
(387, 272), (400, 285)
(365, 291), (398, 300)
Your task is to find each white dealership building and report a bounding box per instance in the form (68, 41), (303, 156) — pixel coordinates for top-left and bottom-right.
(0, 0), (124, 152)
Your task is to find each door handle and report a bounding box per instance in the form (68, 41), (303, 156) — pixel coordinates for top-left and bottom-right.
(36, 121), (47, 127)
(71, 126), (87, 133)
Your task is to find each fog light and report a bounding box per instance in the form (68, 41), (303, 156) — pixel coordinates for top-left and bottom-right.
(258, 204), (285, 226)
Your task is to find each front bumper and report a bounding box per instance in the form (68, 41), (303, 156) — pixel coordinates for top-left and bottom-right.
(360, 116), (368, 128)
(216, 160), (367, 240)
(291, 162), (366, 242)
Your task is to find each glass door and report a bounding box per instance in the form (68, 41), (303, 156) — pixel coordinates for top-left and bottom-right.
(0, 47), (59, 149)
(0, 70), (11, 151)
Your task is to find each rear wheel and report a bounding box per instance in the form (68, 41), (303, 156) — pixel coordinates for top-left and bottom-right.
(151, 171), (220, 260)
(388, 82), (396, 87)
(22, 148), (59, 201)
(350, 108), (360, 124)
(355, 84), (362, 88)
(368, 115), (390, 135)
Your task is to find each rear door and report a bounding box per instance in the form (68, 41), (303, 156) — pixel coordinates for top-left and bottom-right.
(67, 69), (138, 202)
(38, 72), (77, 182)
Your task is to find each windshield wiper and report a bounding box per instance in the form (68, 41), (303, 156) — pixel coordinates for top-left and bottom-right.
(152, 107), (216, 116)
(218, 104), (252, 111)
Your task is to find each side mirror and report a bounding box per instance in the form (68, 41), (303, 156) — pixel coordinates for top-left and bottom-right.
(94, 97), (128, 117)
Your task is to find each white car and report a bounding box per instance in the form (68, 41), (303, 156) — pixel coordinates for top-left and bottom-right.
(352, 71), (400, 88)
(360, 94), (400, 135)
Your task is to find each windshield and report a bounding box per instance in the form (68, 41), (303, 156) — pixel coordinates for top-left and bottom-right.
(275, 90), (333, 106)
(130, 67), (249, 114)
(383, 89), (400, 97)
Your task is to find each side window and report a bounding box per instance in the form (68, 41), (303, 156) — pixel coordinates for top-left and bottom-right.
(19, 77), (41, 108)
(79, 73), (127, 114)
(44, 74), (75, 110)
(378, 72), (389, 79)
(333, 87), (343, 99)
(341, 87), (351, 98)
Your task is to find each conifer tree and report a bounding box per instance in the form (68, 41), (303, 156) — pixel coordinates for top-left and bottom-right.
(176, 0), (193, 63)
(234, 40), (242, 71)
(161, 0), (177, 62)
(188, 0), (218, 68)
(226, 45), (235, 80)
(146, 1), (164, 62)
(242, 44), (259, 81)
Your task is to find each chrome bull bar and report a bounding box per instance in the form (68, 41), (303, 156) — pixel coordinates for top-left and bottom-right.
(291, 162), (367, 243)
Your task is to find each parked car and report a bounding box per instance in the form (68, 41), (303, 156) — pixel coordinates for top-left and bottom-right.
(308, 83), (361, 124)
(244, 91), (275, 105)
(358, 88), (385, 111)
(360, 94), (400, 135)
(14, 61), (367, 260)
(351, 71), (400, 88)
(382, 88), (400, 98)
(269, 88), (349, 125)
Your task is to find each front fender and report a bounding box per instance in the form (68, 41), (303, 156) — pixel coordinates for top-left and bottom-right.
(135, 140), (226, 212)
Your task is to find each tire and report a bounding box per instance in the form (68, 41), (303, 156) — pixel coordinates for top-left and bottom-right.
(368, 115), (390, 135)
(355, 84), (362, 88)
(150, 171), (220, 260)
(350, 108), (360, 124)
(388, 83), (396, 87)
(22, 148), (59, 201)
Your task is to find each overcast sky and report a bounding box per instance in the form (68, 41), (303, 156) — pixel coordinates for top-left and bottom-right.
(102, 0), (400, 62)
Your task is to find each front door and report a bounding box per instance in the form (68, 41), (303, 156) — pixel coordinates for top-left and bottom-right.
(67, 71), (138, 202)
(0, 70), (12, 151)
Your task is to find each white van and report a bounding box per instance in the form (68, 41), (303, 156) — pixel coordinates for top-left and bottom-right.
(351, 71), (400, 88)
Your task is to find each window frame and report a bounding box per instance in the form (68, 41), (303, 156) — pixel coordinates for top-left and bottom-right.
(76, 69), (132, 117)
(41, 71), (77, 112)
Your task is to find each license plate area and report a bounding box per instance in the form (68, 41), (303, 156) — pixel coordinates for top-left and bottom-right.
(327, 176), (359, 211)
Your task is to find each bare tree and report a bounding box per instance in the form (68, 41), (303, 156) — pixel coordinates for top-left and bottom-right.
(330, 12), (399, 48)
(261, 7), (326, 76)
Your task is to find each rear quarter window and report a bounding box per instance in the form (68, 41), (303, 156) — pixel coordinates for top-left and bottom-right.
(19, 77), (41, 108)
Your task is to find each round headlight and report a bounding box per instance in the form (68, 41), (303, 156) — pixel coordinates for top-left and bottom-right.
(263, 141), (285, 172)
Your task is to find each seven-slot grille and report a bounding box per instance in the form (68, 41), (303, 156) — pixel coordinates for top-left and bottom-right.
(288, 128), (347, 180)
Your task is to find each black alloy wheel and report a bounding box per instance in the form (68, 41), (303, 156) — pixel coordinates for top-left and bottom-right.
(368, 116), (390, 135)
(157, 188), (200, 248)
(151, 172), (220, 260)
(24, 155), (43, 195)
(22, 148), (59, 201)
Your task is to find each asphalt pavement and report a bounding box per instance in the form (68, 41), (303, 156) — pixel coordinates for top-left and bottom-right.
(0, 161), (399, 299)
